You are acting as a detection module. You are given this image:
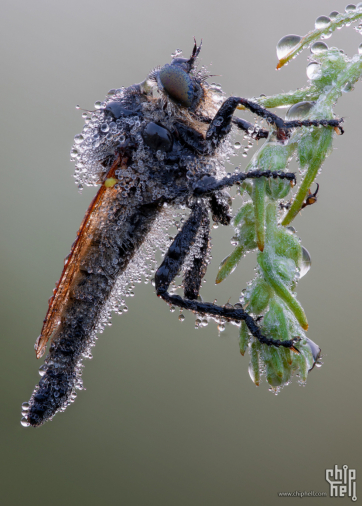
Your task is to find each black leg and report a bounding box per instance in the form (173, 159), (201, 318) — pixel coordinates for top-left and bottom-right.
(205, 97), (344, 150)
(183, 209), (210, 300)
(155, 204), (300, 352)
(192, 169), (296, 196)
(208, 191), (232, 225)
(232, 117), (269, 140)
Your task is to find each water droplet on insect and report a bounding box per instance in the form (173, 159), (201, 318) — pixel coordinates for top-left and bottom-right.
(357, 2), (362, 12)
(310, 41), (329, 54)
(178, 314), (185, 322)
(329, 10), (340, 20)
(315, 16), (331, 29)
(21, 417), (30, 427)
(74, 134), (84, 145)
(218, 323), (225, 332)
(38, 364), (47, 376)
(276, 35), (302, 60)
(100, 123), (109, 133)
(170, 306), (176, 312)
(21, 402), (30, 411)
(306, 62), (321, 80)
(285, 101), (315, 120)
(345, 4), (356, 13)
(234, 141), (242, 150)
(78, 183), (83, 193)
(358, 43), (362, 54)
(94, 101), (103, 109)
(299, 246), (311, 278)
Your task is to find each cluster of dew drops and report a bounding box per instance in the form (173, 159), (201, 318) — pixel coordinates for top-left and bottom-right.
(276, 4), (362, 65)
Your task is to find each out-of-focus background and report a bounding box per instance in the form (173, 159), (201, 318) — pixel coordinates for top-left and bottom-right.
(1, 1), (361, 504)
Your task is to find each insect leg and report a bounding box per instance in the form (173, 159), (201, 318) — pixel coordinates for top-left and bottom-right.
(183, 209), (210, 300)
(192, 169), (296, 196)
(206, 97), (343, 149)
(232, 117), (269, 140)
(155, 204), (300, 352)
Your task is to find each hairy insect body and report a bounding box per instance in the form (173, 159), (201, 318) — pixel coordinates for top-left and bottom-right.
(26, 52), (232, 426)
(24, 42), (340, 427)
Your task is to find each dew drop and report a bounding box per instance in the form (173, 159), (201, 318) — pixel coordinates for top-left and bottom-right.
(306, 62), (321, 80)
(100, 122), (109, 133)
(21, 417), (30, 427)
(329, 10), (340, 20)
(342, 81), (353, 93)
(218, 323), (225, 332)
(38, 364), (47, 377)
(299, 246), (311, 278)
(358, 43), (362, 55)
(285, 101), (315, 120)
(74, 134), (84, 145)
(94, 101), (103, 109)
(305, 337), (321, 364)
(357, 2), (362, 12)
(315, 16), (331, 29)
(276, 34), (302, 60)
(234, 141), (242, 150)
(178, 314), (185, 322)
(345, 4), (356, 13)
(310, 41), (329, 54)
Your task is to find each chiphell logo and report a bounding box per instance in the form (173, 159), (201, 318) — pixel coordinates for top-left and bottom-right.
(326, 465), (357, 501)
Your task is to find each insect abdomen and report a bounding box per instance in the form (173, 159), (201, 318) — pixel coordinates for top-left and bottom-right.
(27, 202), (161, 427)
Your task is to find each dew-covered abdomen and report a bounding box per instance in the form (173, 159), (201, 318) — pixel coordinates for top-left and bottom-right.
(25, 201), (162, 427)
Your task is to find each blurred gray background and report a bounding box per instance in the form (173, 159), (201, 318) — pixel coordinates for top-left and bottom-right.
(1, 1), (361, 505)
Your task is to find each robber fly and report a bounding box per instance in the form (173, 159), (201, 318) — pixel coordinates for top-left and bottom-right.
(21, 41), (342, 427)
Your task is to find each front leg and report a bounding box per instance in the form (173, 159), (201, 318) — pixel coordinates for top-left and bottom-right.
(206, 97), (344, 151)
(155, 204), (300, 352)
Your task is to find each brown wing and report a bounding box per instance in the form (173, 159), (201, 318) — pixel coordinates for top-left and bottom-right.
(35, 155), (127, 358)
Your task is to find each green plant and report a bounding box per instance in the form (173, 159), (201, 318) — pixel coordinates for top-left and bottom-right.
(216, 5), (362, 392)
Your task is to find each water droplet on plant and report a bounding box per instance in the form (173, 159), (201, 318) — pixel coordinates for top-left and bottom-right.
(285, 101), (315, 120)
(329, 10), (340, 20)
(315, 16), (331, 29)
(342, 81), (353, 93)
(345, 4), (356, 13)
(276, 35), (302, 60)
(306, 337), (321, 361)
(310, 41), (329, 54)
(306, 62), (322, 80)
(299, 246), (311, 278)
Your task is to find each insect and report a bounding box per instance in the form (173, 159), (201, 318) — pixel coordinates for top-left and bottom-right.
(21, 41), (343, 427)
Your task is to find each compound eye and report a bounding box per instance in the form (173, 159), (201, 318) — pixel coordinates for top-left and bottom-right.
(159, 64), (194, 107)
(142, 122), (173, 152)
